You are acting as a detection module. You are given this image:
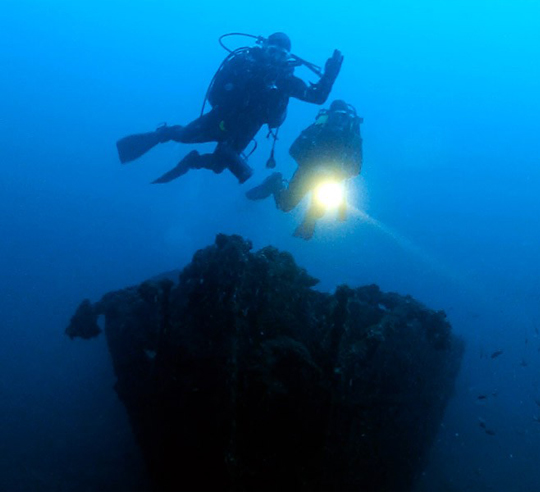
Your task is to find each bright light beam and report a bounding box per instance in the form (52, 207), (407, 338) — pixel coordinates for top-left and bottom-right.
(346, 204), (467, 287)
(314, 181), (345, 210)
(346, 192), (521, 334)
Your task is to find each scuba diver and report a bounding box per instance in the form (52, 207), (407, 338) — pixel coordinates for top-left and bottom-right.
(116, 32), (343, 184)
(246, 100), (363, 240)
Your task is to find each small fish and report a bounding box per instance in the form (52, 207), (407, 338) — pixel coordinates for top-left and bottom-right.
(491, 350), (504, 359)
(478, 418), (487, 429)
(520, 358), (528, 368)
(477, 394), (488, 400)
(534, 399), (540, 408)
(485, 429), (496, 436)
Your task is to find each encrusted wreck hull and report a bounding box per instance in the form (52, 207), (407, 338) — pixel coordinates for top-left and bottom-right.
(67, 234), (464, 491)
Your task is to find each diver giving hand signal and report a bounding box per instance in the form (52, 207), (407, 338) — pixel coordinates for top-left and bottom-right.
(324, 50), (344, 83)
(116, 32), (343, 186)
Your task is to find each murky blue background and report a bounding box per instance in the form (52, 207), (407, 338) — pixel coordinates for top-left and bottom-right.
(2, 1), (540, 490)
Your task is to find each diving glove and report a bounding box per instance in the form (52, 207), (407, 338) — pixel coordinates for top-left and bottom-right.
(324, 49), (344, 83)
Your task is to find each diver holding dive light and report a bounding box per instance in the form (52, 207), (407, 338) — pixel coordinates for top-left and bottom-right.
(246, 100), (363, 240)
(116, 32), (343, 184)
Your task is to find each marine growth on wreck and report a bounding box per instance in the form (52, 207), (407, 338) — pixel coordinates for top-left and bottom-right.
(67, 234), (464, 492)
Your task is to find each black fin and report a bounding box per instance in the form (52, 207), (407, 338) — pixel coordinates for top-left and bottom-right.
(116, 131), (162, 164)
(152, 151), (200, 184)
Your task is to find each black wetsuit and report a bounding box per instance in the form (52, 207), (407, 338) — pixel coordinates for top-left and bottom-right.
(276, 111), (363, 212)
(168, 47), (339, 183)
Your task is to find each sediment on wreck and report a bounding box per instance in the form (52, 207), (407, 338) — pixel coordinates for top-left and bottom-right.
(67, 234), (464, 492)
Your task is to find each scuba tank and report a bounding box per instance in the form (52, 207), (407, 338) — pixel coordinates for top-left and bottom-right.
(206, 46), (252, 111)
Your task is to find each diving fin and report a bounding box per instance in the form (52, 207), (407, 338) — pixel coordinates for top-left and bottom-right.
(152, 150), (200, 184)
(116, 130), (163, 164)
(293, 219), (316, 241)
(245, 172), (283, 200)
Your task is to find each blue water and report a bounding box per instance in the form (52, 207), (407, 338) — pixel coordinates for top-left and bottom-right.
(1, 1), (540, 490)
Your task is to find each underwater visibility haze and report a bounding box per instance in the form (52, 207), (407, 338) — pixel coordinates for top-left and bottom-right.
(1, 1), (540, 490)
